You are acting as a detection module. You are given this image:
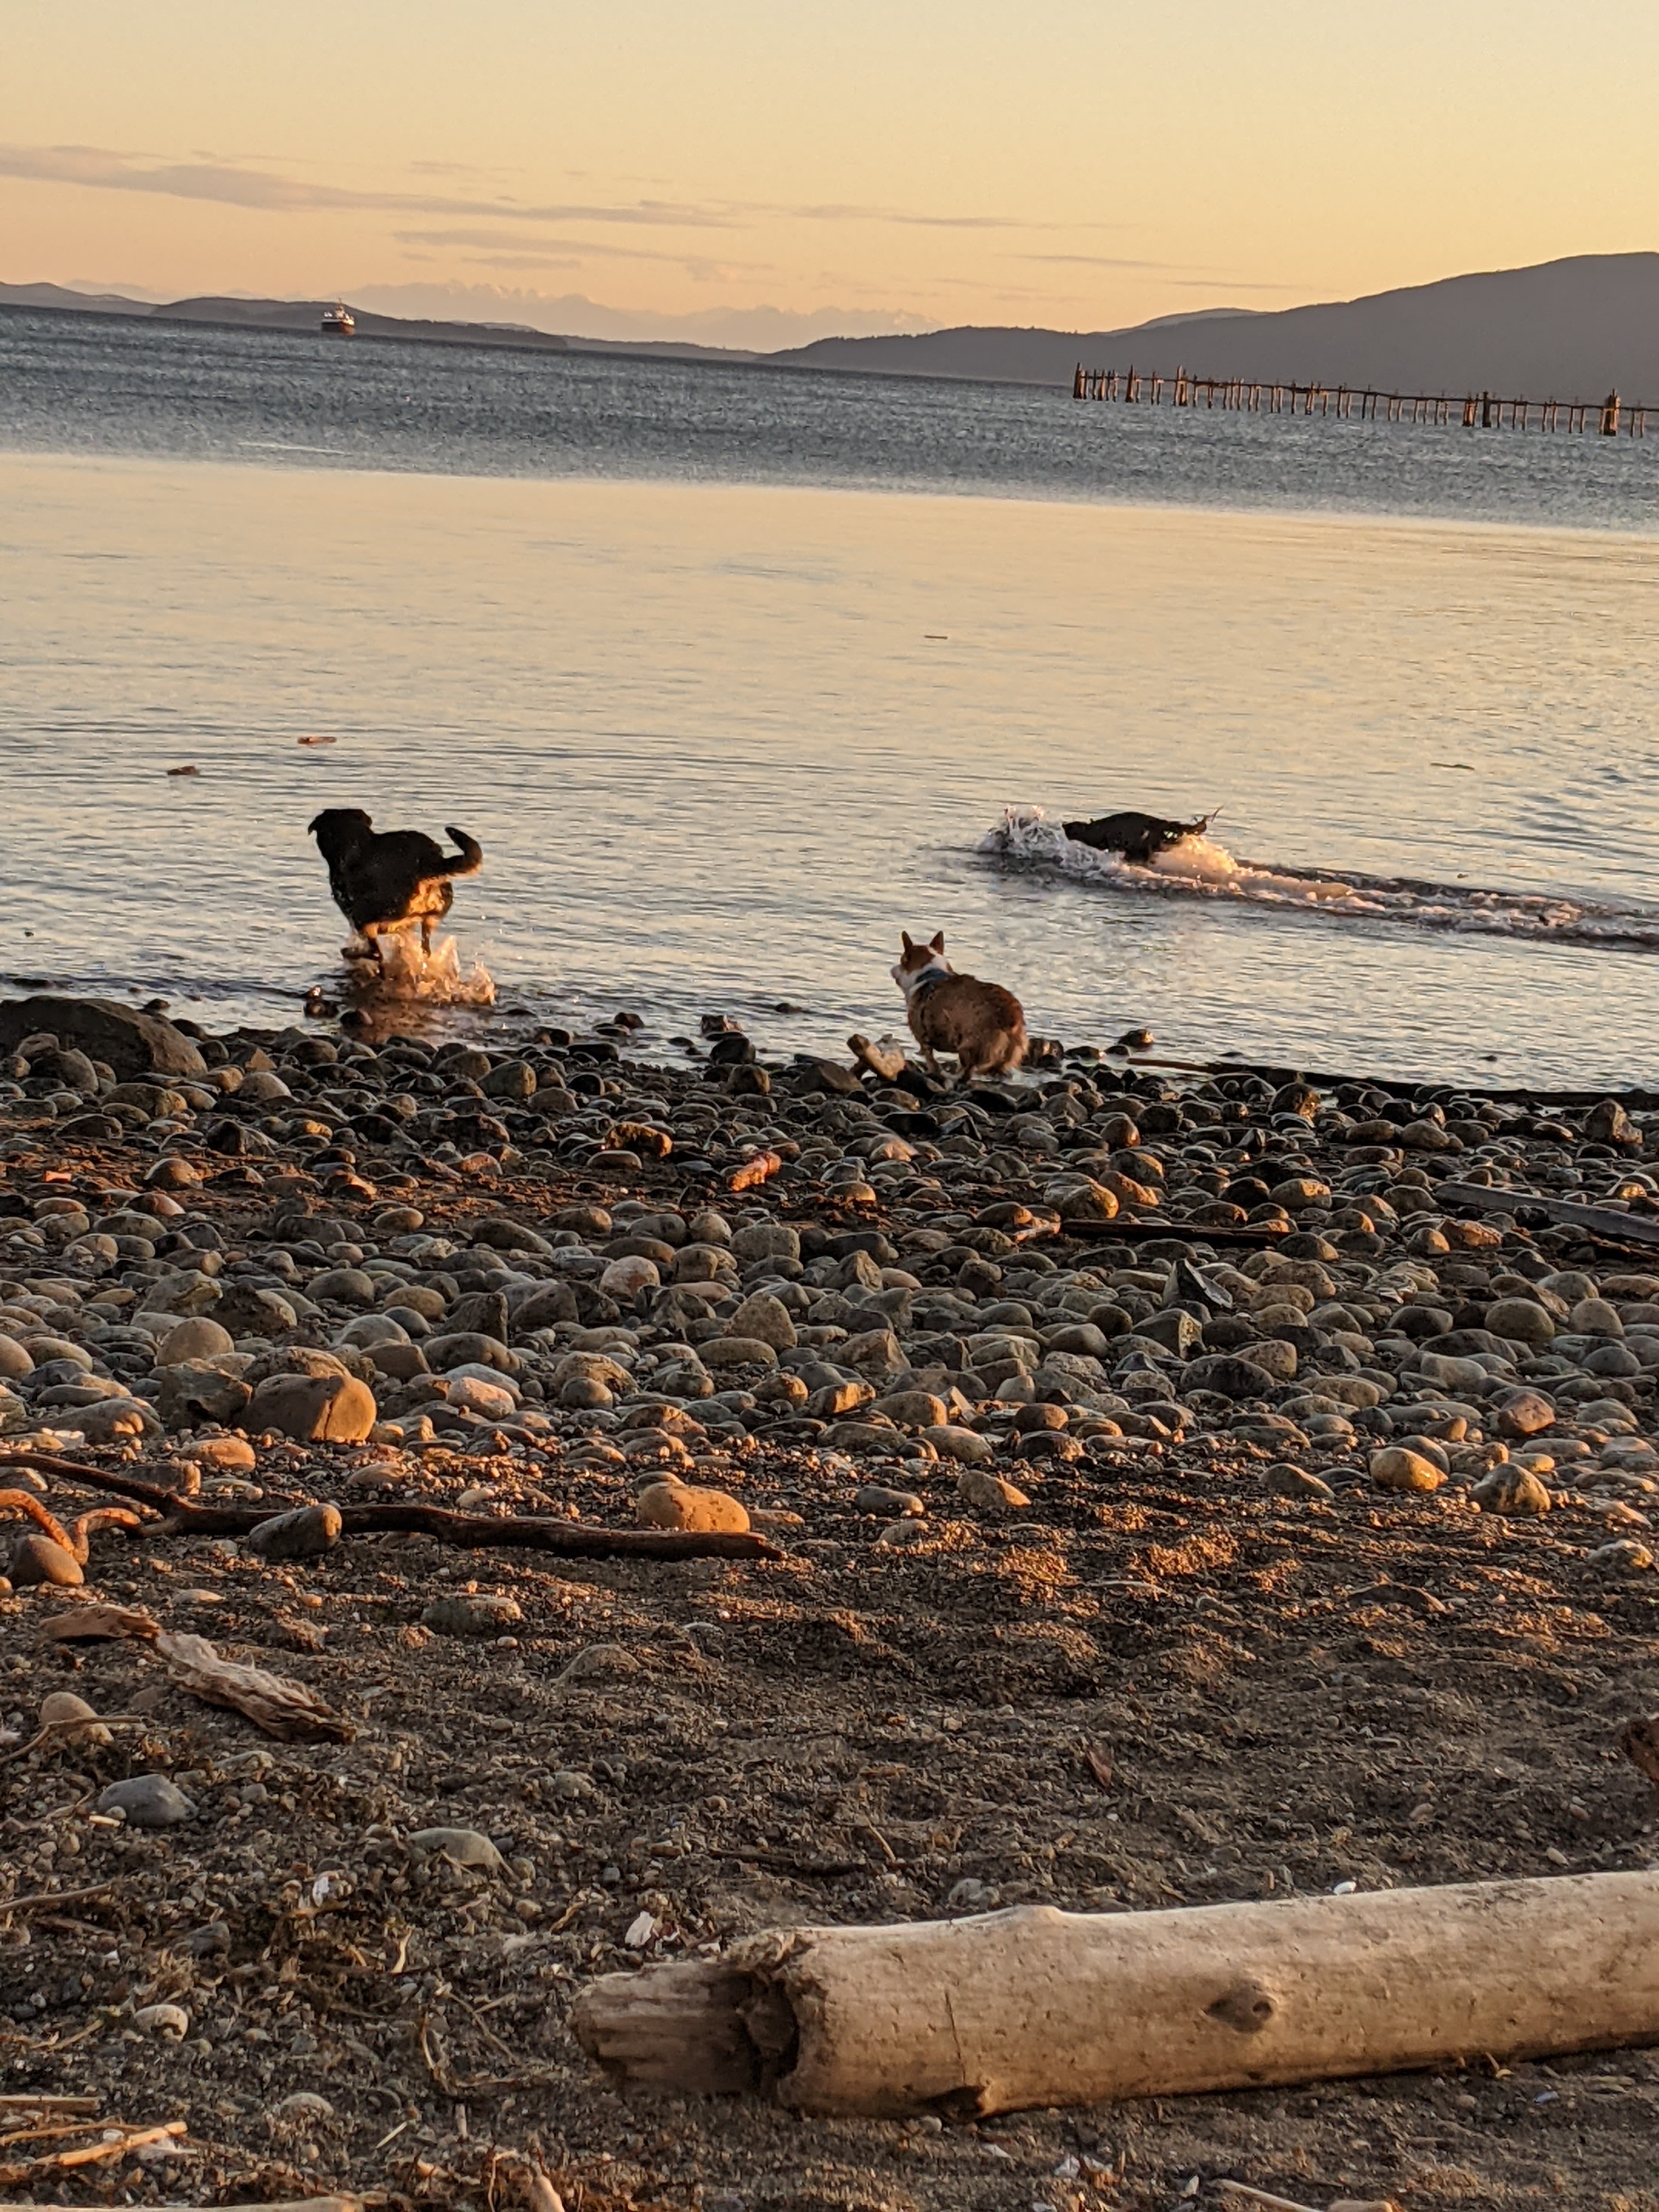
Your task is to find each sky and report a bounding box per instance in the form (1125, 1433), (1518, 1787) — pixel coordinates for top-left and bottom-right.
(7, 0), (1659, 349)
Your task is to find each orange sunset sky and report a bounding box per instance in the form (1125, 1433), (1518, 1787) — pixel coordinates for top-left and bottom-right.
(7, 0), (1659, 349)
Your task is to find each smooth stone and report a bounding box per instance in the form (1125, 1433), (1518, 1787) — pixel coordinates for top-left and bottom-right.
(9, 1536), (83, 1587)
(729, 1291), (798, 1350)
(929, 1425), (996, 1465)
(1369, 1445), (1447, 1493)
(1571, 1297), (1624, 1339)
(194, 1434), (257, 1473)
(1496, 1387), (1556, 1438)
(1485, 1297), (1555, 1348)
(247, 1370), (377, 1443)
(446, 1373), (518, 1419)
(699, 1336), (780, 1371)
(422, 1593), (524, 1637)
(40, 1690), (113, 1746)
(246, 1503), (343, 1560)
(157, 1317), (235, 1365)
(133, 2002), (191, 2038)
(636, 1479), (750, 1533)
(1264, 1463), (1335, 1500)
(601, 1255), (661, 1297)
(957, 1468), (1032, 1511)
(0, 1334), (33, 1381)
(308, 1267), (379, 1308)
(97, 1774), (196, 1827)
(1473, 1466), (1552, 1517)
(425, 1331), (517, 1375)
(873, 1389), (948, 1429)
(855, 1484), (926, 1517)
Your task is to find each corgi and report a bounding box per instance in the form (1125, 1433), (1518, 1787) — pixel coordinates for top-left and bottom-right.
(891, 931), (1028, 1082)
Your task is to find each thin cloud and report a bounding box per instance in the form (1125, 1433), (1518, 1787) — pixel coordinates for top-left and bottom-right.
(0, 143), (736, 227)
(391, 225), (766, 277)
(0, 142), (1131, 242)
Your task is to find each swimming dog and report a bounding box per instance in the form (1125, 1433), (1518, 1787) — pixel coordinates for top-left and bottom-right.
(308, 809), (483, 960)
(892, 932), (1028, 1081)
(1061, 809), (1211, 864)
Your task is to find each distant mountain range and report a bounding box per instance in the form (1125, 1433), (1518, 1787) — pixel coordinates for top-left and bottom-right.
(0, 282), (765, 365)
(777, 256), (1659, 396)
(5, 253), (1658, 397)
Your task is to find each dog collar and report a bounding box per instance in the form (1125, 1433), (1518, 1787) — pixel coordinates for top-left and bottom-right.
(905, 963), (951, 994)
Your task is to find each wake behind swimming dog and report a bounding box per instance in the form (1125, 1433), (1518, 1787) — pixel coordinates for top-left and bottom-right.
(891, 930), (1028, 1081)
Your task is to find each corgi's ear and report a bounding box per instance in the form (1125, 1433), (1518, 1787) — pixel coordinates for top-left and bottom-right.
(901, 930), (914, 953)
(930, 931), (945, 953)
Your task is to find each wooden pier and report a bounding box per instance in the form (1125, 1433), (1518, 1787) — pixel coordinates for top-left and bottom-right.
(1071, 364), (1649, 438)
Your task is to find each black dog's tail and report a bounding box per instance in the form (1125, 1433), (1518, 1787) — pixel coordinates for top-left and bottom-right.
(438, 828), (483, 877)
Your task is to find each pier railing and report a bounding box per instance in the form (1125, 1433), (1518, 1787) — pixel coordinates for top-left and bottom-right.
(1071, 364), (1649, 437)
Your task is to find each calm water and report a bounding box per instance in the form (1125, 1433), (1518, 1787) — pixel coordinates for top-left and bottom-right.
(4, 306), (1659, 1086)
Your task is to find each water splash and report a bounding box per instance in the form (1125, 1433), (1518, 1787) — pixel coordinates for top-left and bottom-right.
(981, 806), (1659, 952)
(351, 929), (495, 1005)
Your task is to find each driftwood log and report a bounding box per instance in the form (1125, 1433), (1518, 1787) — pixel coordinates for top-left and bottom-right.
(575, 1876), (1659, 2117)
(0, 1451), (779, 1562)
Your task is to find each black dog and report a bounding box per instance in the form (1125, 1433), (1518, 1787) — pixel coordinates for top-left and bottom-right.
(1061, 809), (1211, 864)
(308, 808), (483, 959)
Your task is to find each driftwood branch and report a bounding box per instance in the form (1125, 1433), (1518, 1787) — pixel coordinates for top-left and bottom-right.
(1437, 1179), (1659, 1251)
(575, 1874), (1659, 2117)
(0, 1452), (781, 1562)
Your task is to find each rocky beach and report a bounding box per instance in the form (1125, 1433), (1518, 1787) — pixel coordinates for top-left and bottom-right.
(2, 989), (1658, 2212)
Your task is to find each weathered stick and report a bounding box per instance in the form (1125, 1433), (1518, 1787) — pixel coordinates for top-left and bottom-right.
(575, 1875), (1659, 2117)
(1435, 1180), (1659, 1249)
(0, 1452), (780, 1561)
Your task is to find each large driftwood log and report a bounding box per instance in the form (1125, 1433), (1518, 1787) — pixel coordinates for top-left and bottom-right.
(575, 1876), (1659, 2117)
(0, 1451), (778, 1561)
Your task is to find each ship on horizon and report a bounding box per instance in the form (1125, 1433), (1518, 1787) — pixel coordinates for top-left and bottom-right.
(320, 302), (356, 337)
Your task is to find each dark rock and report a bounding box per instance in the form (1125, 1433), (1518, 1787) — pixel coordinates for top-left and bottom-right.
(0, 995), (207, 1079)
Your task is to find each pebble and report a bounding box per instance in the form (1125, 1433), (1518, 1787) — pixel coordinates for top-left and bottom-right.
(422, 1592), (524, 1637)
(407, 1826), (508, 1872)
(246, 1502), (343, 1560)
(40, 1689), (113, 1746)
(96, 1774), (196, 1827)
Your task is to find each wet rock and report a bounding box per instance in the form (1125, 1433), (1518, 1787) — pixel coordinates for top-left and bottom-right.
(247, 1370), (377, 1443)
(97, 1774), (196, 1827)
(422, 1592), (524, 1637)
(247, 1503), (344, 1560)
(0, 993), (207, 1077)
